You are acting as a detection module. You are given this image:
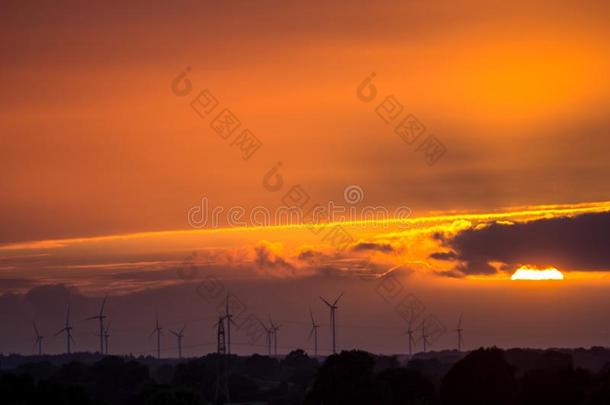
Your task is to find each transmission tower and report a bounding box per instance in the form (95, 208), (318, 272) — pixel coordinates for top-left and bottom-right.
(214, 316), (230, 405)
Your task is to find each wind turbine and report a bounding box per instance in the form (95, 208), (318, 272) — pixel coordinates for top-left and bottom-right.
(320, 292), (343, 354)
(406, 318), (415, 357)
(169, 325), (186, 359)
(149, 312), (163, 359)
(223, 294), (237, 355)
(269, 318), (281, 356)
(103, 323), (110, 355)
(55, 303), (75, 354)
(421, 319), (431, 353)
(308, 309), (320, 356)
(33, 322), (44, 356)
(456, 313), (464, 351)
(86, 295), (107, 353)
(259, 320), (273, 356)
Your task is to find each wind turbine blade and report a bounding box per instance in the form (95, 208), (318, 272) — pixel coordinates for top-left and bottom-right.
(65, 303), (71, 327)
(333, 292), (345, 306)
(179, 325), (186, 334)
(307, 327), (315, 341)
(55, 327), (66, 337)
(33, 321), (40, 337)
(458, 313), (463, 328)
(100, 295), (107, 316)
(70, 335), (76, 344)
(169, 329), (179, 337)
(319, 296), (333, 307)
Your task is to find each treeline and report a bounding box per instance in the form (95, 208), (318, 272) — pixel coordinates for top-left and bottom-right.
(2, 347), (610, 404)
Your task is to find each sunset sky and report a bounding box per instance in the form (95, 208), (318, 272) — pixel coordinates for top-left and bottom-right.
(2, 1), (610, 356)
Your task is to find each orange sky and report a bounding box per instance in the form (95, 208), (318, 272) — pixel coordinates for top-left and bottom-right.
(2, 0), (610, 354)
(2, 0), (610, 242)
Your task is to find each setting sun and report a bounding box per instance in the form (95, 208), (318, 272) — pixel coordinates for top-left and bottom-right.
(511, 266), (565, 281)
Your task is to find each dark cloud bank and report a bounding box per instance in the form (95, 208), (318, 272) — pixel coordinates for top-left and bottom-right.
(432, 211), (610, 275)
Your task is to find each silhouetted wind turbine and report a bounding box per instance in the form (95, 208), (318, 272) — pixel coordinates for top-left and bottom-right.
(456, 313), (464, 351)
(103, 323), (110, 355)
(149, 312), (163, 359)
(269, 318), (281, 356)
(259, 320), (273, 356)
(406, 319), (415, 357)
(169, 325), (185, 359)
(421, 319), (431, 353)
(308, 309), (320, 356)
(320, 292), (343, 354)
(33, 322), (44, 356)
(223, 294), (237, 355)
(86, 295), (107, 353)
(55, 303), (75, 354)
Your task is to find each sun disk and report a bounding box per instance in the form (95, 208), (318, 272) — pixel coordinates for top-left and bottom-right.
(511, 266), (564, 281)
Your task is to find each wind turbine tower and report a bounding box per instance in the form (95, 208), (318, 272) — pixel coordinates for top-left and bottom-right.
(103, 323), (110, 355)
(320, 292), (343, 354)
(260, 321), (273, 356)
(33, 322), (44, 356)
(87, 295), (107, 353)
(224, 294), (237, 355)
(407, 319), (415, 357)
(421, 319), (430, 353)
(150, 312), (163, 359)
(269, 318), (281, 356)
(308, 309), (320, 356)
(55, 303), (75, 354)
(169, 325), (186, 359)
(456, 313), (464, 351)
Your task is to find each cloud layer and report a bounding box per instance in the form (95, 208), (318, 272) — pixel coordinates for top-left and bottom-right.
(432, 212), (610, 275)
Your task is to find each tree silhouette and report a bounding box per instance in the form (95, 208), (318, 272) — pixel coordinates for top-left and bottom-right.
(375, 367), (436, 405)
(306, 350), (376, 405)
(441, 347), (516, 405)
